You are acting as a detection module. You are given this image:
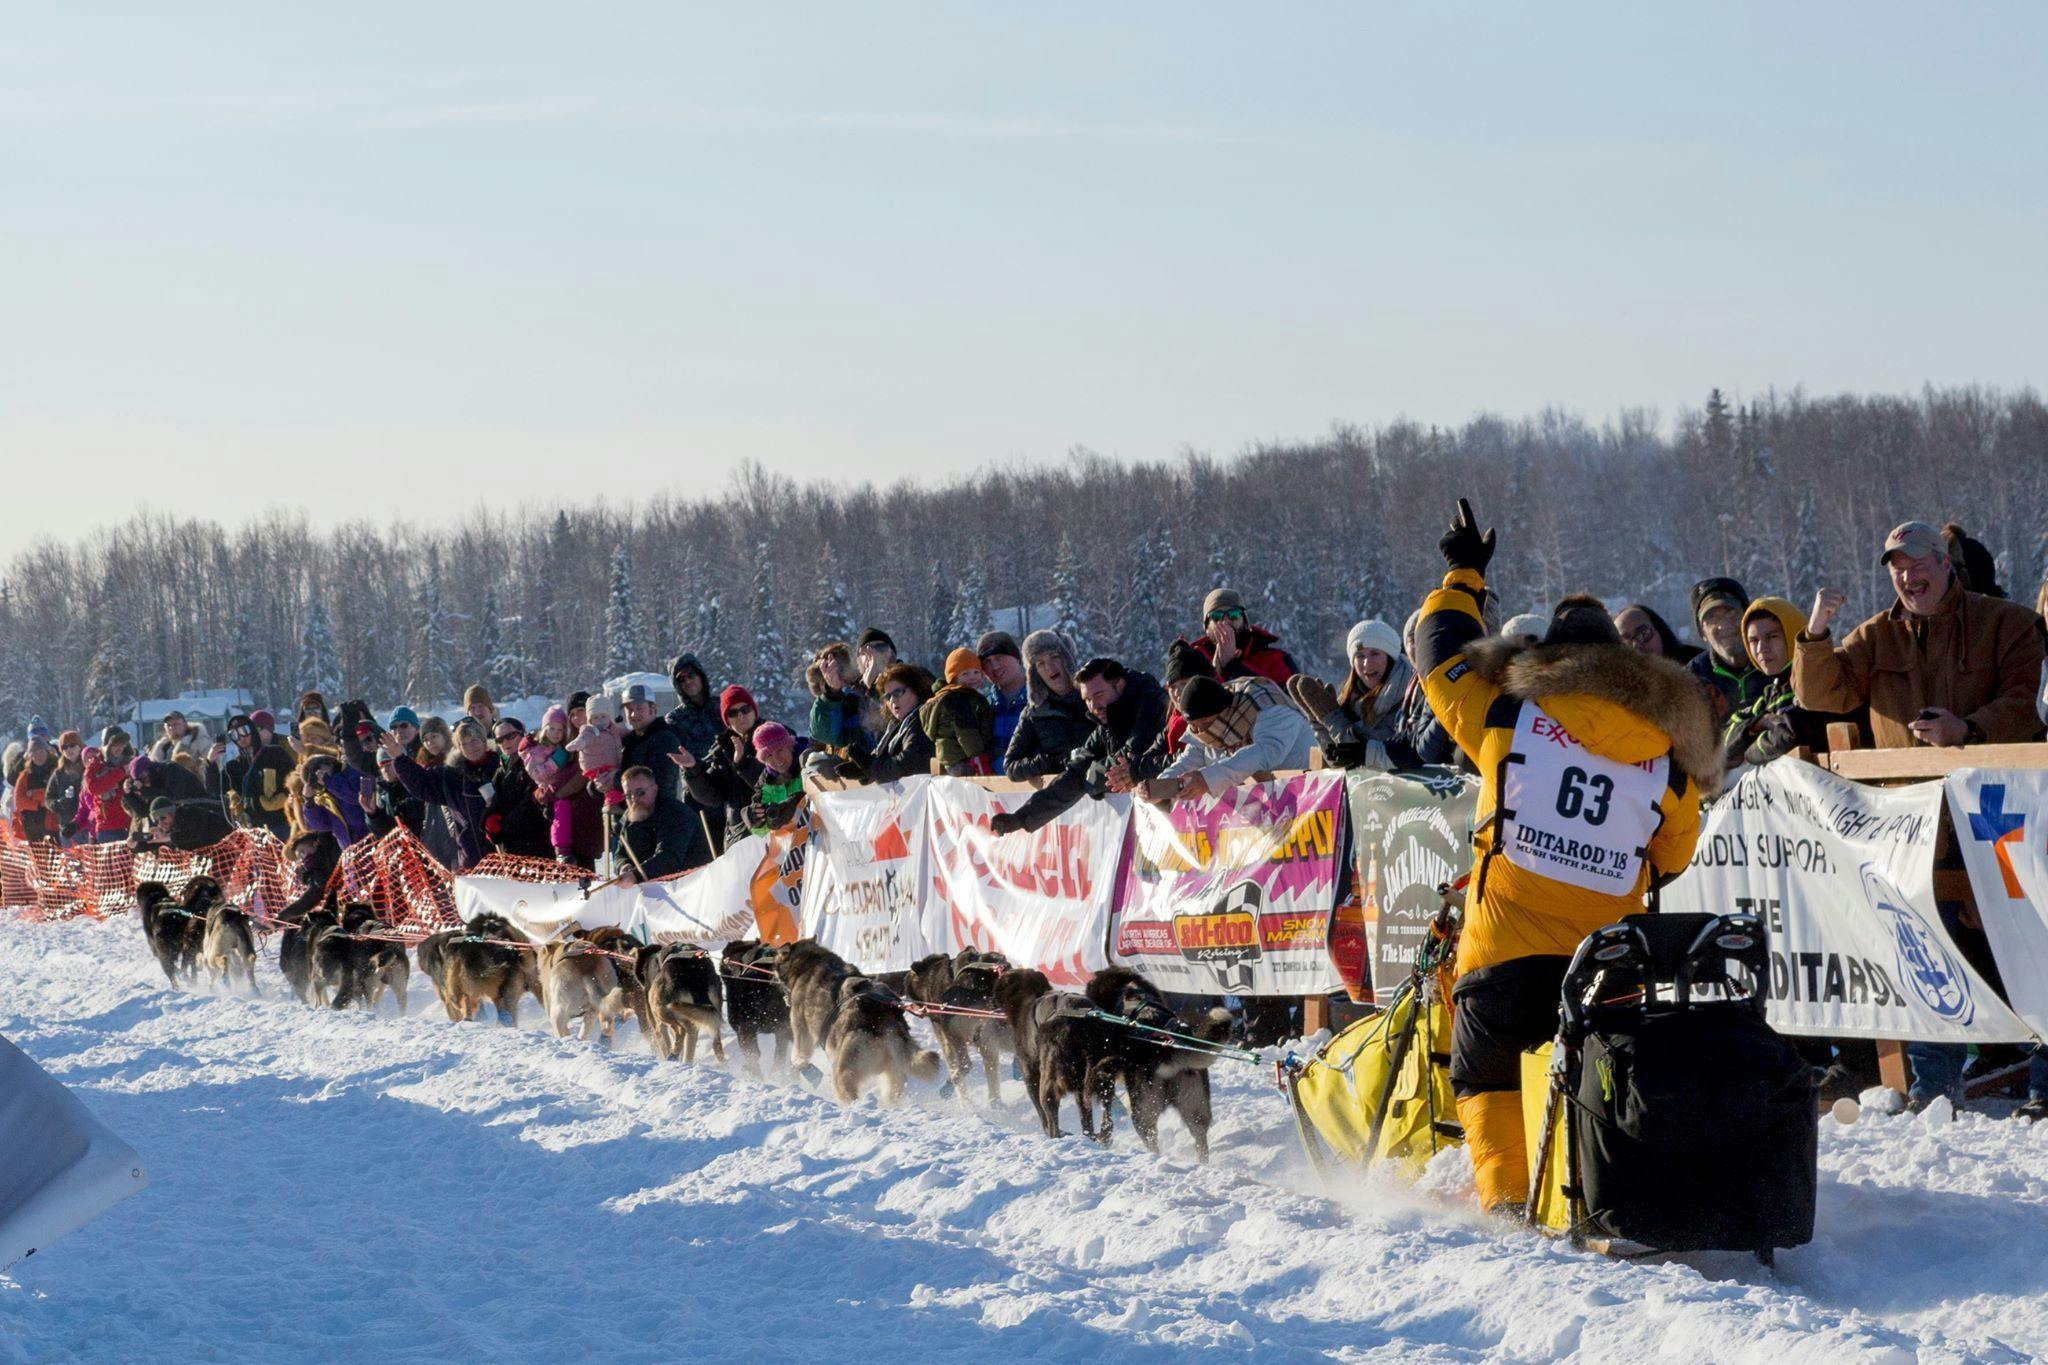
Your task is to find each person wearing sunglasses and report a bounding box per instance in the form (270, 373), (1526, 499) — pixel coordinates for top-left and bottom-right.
(842, 662), (936, 783)
(47, 730), (89, 845)
(1162, 587), (1300, 757)
(668, 684), (770, 852)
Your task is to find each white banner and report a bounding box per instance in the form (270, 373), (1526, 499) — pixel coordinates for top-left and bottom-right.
(797, 781), (936, 972)
(1663, 758), (2032, 1043)
(454, 835), (763, 945)
(1946, 769), (2048, 1040)
(927, 778), (1125, 987)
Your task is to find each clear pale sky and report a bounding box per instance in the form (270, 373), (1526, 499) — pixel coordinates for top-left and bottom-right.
(4, 3), (2043, 564)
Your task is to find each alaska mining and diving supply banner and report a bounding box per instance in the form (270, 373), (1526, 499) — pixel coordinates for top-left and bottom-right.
(1345, 768), (1480, 1002)
(1110, 772), (1349, 996)
(1662, 757), (2032, 1043)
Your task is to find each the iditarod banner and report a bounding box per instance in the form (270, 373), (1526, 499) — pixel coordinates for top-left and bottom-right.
(798, 781), (935, 971)
(1110, 772), (1348, 997)
(454, 834), (765, 945)
(927, 778), (1126, 986)
(1662, 758), (2032, 1043)
(1346, 768), (1479, 1002)
(1946, 769), (2048, 1040)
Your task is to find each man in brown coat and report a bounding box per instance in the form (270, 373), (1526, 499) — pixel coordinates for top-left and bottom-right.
(1795, 521), (2047, 750)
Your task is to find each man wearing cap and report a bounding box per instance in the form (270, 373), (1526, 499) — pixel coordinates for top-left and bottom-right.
(855, 628), (898, 692)
(220, 713), (296, 840)
(1161, 588), (1299, 755)
(1796, 521), (2047, 751)
(1686, 577), (1764, 724)
(619, 681), (686, 803)
(1146, 675), (1314, 804)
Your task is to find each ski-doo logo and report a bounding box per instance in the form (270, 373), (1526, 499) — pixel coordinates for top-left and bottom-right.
(1172, 881), (1265, 991)
(1860, 863), (1974, 1025)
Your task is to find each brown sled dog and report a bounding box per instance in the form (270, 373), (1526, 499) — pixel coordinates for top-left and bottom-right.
(539, 933), (623, 1044)
(198, 882), (259, 994)
(993, 967), (1120, 1142)
(904, 949), (1015, 1103)
(641, 944), (724, 1063)
(822, 975), (940, 1105)
(422, 913), (539, 1025)
(137, 879), (208, 987)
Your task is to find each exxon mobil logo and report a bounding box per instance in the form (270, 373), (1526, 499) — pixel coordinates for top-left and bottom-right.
(1860, 863), (1974, 1025)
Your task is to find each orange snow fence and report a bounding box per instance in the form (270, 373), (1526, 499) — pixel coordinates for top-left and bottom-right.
(0, 826), (295, 923)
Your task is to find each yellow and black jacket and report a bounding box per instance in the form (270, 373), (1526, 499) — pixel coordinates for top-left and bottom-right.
(1415, 569), (1721, 979)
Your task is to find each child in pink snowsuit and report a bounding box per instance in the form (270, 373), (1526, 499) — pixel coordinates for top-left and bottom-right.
(521, 705), (583, 860)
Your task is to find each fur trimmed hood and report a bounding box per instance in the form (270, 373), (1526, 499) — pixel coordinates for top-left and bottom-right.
(1462, 637), (1723, 795)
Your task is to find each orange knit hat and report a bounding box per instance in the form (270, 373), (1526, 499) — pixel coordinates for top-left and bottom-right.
(944, 647), (982, 683)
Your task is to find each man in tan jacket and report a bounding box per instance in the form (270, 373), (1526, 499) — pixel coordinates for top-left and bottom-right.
(1795, 521), (2046, 750)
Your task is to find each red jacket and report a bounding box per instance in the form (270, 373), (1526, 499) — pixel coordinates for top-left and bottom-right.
(1163, 626), (1299, 753)
(82, 753), (133, 835)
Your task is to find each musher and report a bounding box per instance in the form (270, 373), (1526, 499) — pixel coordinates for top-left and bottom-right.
(1414, 500), (1723, 1214)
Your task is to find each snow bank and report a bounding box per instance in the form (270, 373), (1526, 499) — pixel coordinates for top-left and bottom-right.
(2, 914), (2043, 1363)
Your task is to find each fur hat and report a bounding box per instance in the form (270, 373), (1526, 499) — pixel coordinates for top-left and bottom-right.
(1020, 629), (1078, 706)
(297, 716), (335, 746)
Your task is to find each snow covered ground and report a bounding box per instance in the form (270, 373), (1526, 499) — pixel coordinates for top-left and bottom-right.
(3, 914), (2045, 1364)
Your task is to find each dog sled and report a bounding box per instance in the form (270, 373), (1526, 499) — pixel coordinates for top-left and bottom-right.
(1523, 911), (1817, 1264)
(1285, 899), (1462, 1180)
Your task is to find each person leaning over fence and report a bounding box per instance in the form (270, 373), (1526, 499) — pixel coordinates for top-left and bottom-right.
(609, 764), (709, 882)
(381, 718), (497, 872)
(1145, 675), (1313, 805)
(989, 657), (1169, 836)
(1415, 499), (1720, 1216)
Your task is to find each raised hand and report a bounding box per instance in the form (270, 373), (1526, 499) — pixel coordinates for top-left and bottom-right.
(1438, 498), (1497, 574)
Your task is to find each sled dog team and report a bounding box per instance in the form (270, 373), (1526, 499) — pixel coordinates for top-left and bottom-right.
(132, 876), (1238, 1157)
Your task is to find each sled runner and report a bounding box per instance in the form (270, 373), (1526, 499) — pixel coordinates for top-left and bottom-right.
(1524, 911), (1816, 1264)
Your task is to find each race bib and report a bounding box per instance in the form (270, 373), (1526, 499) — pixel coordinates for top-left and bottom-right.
(1498, 705), (1667, 894)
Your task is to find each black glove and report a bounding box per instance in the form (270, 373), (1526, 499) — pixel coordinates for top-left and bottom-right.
(1438, 498), (1497, 575)
(989, 811), (1025, 836)
(1326, 740), (1366, 769)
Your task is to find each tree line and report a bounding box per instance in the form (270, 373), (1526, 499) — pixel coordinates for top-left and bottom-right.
(2, 385), (2042, 738)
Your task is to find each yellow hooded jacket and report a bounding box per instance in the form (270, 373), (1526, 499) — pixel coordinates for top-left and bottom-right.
(1416, 569), (1721, 979)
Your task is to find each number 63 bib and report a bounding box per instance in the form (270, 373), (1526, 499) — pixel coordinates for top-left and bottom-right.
(1498, 704), (1668, 894)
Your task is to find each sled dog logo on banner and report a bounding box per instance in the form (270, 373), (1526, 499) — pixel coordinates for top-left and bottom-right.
(1172, 881), (1265, 992)
(1861, 862), (1974, 1025)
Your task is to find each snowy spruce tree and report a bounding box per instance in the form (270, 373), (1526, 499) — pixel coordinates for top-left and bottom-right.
(404, 546), (451, 706)
(297, 599), (341, 700)
(1049, 532), (1089, 656)
(748, 545), (790, 714)
(924, 562), (957, 662)
(949, 561), (991, 647)
(604, 544), (646, 678)
(694, 587), (728, 686)
(811, 553), (858, 648)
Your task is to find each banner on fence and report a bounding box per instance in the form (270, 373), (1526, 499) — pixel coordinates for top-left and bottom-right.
(799, 781), (935, 970)
(1345, 768), (1479, 1002)
(1947, 769), (2048, 1040)
(747, 807), (811, 946)
(926, 778), (1125, 986)
(456, 834), (766, 945)
(1662, 758), (2032, 1043)
(1110, 772), (1348, 996)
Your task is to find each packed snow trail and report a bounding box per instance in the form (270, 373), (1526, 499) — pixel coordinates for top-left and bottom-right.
(2, 916), (2043, 1363)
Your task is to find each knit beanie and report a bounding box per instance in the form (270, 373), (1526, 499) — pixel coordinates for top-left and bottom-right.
(1202, 587), (1246, 619)
(1501, 613), (1548, 643)
(1344, 619), (1403, 661)
(974, 631), (1022, 663)
(1174, 676), (1232, 721)
(541, 703), (568, 732)
(719, 685), (758, 725)
(388, 706), (421, 730)
(463, 683), (494, 711)
(751, 722), (795, 757)
(857, 627), (896, 653)
(944, 647), (982, 683)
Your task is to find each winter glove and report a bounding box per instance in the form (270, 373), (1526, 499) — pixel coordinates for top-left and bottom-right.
(1325, 740), (1367, 769)
(1438, 498), (1497, 575)
(1285, 676), (1360, 751)
(989, 812), (1025, 836)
